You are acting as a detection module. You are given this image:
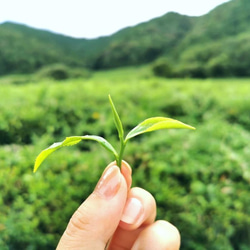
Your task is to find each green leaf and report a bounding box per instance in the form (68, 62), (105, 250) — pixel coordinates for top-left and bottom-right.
(33, 135), (118, 173)
(109, 95), (124, 140)
(82, 135), (118, 157)
(125, 117), (195, 141)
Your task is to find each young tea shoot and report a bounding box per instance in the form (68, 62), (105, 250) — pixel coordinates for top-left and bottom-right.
(34, 95), (195, 172)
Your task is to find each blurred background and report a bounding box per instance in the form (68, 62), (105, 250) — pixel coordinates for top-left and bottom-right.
(0, 0), (250, 249)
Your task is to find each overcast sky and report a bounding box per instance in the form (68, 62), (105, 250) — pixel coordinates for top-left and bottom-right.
(0, 0), (231, 39)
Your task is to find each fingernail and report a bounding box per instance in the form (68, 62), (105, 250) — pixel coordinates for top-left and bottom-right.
(95, 165), (121, 199)
(121, 198), (143, 224)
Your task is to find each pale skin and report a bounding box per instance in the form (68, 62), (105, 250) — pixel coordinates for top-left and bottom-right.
(57, 161), (181, 250)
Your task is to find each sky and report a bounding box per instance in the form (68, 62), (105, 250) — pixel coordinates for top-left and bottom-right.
(0, 0), (231, 39)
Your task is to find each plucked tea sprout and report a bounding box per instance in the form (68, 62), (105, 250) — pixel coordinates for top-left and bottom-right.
(33, 95), (195, 172)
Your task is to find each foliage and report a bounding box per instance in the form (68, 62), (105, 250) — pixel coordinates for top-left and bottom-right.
(0, 68), (250, 249)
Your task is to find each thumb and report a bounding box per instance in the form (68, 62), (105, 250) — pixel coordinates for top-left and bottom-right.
(57, 163), (128, 249)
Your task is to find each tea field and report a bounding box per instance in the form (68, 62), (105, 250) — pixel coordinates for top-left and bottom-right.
(0, 67), (250, 249)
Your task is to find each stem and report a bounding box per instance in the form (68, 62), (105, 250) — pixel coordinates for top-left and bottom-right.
(117, 139), (127, 167)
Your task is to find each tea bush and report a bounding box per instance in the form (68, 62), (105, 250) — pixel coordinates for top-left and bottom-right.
(0, 70), (250, 249)
(36, 64), (91, 80)
(152, 58), (173, 78)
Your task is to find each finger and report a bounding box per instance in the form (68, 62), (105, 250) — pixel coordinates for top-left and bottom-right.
(108, 160), (132, 190)
(57, 164), (129, 250)
(108, 187), (157, 249)
(120, 187), (156, 230)
(132, 220), (181, 250)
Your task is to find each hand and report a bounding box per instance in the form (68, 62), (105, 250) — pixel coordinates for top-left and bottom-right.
(57, 161), (181, 250)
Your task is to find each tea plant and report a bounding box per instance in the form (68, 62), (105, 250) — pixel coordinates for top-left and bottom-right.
(34, 95), (195, 172)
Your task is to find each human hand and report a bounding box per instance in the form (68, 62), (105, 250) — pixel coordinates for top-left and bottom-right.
(57, 161), (181, 250)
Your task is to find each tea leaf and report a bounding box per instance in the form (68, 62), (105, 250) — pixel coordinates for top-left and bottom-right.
(109, 95), (124, 140)
(34, 135), (118, 173)
(125, 117), (195, 141)
(82, 135), (118, 157)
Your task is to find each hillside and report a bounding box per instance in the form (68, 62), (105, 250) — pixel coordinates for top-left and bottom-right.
(92, 12), (195, 69)
(174, 0), (250, 77)
(0, 22), (111, 74)
(0, 0), (250, 77)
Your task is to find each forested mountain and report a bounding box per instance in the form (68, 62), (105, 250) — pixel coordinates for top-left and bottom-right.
(0, 0), (249, 77)
(92, 12), (195, 69)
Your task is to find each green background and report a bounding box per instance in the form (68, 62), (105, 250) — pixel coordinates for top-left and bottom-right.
(0, 67), (250, 249)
